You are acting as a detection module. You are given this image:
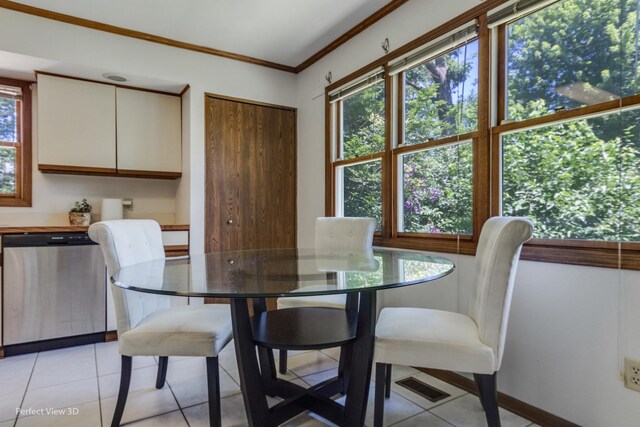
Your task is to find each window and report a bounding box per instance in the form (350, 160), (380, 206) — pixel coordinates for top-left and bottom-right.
(401, 141), (473, 234)
(327, 24), (484, 254)
(494, 0), (640, 267)
(325, 0), (640, 268)
(501, 110), (640, 241)
(0, 77), (31, 207)
(504, 0), (634, 121)
(338, 159), (383, 229)
(341, 82), (385, 160)
(329, 72), (385, 231)
(403, 40), (479, 144)
(398, 36), (478, 236)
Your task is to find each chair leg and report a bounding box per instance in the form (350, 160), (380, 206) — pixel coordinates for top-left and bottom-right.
(206, 357), (222, 427)
(373, 363), (387, 427)
(111, 355), (132, 427)
(156, 356), (169, 389)
(384, 364), (392, 398)
(474, 373), (501, 427)
(278, 349), (287, 374)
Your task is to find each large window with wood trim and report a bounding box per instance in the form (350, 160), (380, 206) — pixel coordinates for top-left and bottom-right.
(326, 0), (640, 268)
(493, 0), (640, 255)
(327, 22), (486, 252)
(0, 78), (31, 207)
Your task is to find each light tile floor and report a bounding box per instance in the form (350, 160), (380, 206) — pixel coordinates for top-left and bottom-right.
(0, 342), (537, 427)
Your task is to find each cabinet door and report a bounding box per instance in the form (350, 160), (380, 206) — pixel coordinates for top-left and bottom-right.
(116, 88), (181, 173)
(38, 74), (116, 171)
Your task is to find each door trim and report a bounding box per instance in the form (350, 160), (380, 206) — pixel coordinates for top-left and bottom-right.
(205, 92), (297, 112)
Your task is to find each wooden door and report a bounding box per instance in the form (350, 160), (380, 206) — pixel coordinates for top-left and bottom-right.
(205, 95), (296, 253)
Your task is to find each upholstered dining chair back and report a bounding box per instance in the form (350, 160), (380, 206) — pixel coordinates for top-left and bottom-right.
(88, 220), (169, 335)
(315, 217), (376, 250)
(467, 216), (534, 370)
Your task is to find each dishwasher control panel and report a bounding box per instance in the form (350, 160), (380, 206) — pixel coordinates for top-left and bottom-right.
(2, 232), (96, 247)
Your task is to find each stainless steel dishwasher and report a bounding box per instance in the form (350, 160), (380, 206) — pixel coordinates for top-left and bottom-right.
(2, 232), (106, 356)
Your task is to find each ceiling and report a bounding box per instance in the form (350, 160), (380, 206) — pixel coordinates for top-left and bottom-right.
(10, 0), (392, 67)
(0, 51), (188, 93)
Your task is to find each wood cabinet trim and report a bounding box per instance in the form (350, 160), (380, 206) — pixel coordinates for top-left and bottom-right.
(38, 164), (117, 175)
(115, 169), (182, 179)
(38, 165), (182, 179)
(0, 225), (189, 234)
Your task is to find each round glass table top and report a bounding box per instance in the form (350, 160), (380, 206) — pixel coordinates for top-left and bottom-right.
(112, 247), (455, 298)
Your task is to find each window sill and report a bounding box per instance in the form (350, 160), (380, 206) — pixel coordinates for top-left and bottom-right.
(0, 198), (32, 208)
(374, 235), (640, 270)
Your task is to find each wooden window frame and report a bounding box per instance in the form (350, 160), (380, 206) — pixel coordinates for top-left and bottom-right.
(492, 7), (640, 270)
(329, 76), (387, 236)
(325, 2), (640, 270)
(0, 77), (32, 207)
(325, 16), (490, 256)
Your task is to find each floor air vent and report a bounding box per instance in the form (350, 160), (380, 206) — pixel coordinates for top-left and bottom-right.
(395, 377), (451, 402)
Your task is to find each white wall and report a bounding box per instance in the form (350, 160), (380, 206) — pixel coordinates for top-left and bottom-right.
(0, 8), (297, 250)
(296, 0), (640, 425)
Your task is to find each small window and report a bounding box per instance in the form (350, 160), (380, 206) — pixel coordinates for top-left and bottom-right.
(403, 39), (479, 144)
(337, 159), (383, 230)
(400, 141), (473, 234)
(505, 0), (633, 121)
(501, 108), (640, 242)
(0, 78), (31, 206)
(341, 80), (386, 160)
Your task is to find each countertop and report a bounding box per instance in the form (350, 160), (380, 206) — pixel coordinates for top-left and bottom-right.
(0, 224), (189, 234)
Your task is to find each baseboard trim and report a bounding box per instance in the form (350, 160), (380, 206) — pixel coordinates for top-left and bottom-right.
(105, 330), (118, 342)
(417, 368), (579, 427)
(0, 346), (4, 359)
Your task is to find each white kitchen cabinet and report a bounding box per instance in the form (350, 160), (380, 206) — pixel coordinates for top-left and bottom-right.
(116, 88), (182, 174)
(37, 74), (117, 171)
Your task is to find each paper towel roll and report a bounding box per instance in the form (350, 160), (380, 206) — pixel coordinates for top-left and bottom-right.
(101, 198), (123, 221)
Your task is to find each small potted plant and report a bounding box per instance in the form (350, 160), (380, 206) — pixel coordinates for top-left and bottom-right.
(69, 198), (92, 226)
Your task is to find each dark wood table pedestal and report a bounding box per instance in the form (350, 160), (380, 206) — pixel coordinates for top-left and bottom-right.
(230, 291), (376, 427)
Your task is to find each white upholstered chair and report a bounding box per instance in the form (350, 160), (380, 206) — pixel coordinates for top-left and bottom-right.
(88, 220), (233, 427)
(276, 216), (376, 373)
(373, 217), (534, 427)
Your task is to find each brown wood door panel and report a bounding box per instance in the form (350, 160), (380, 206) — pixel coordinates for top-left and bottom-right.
(205, 96), (296, 305)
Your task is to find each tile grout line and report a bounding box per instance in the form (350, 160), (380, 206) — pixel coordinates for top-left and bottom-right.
(426, 409), (457, 427)
(93, 344), (104, 427)
(164, 379), (191, 427)
(12, 352), (39, 427)
(385, 409), (431, 427)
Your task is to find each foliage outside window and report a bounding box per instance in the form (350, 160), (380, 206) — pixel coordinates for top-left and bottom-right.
(341, 81), (385, 160)
(0, 78), (31, 206)
(404, 40), (479, 144)
(332, 77), (385, 231)
(502, 109), (640, 242)
(400, 38), (478, 235)
(339, 160), (383, 231)
(0, 96), (18, 194)
(402, 142), (473, 234)
(506, 0), (638, 121)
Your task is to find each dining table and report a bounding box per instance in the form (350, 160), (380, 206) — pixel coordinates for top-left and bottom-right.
(112, 247), (455, 427)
